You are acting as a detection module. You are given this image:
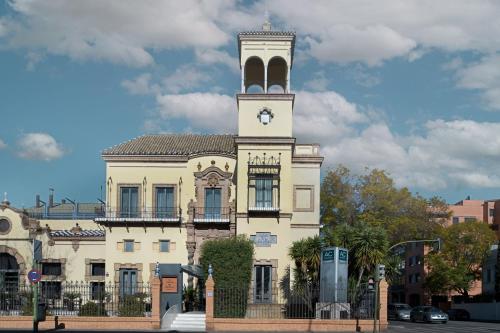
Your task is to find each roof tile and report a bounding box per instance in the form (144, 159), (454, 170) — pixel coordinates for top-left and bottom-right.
(102, 134), (236, 157)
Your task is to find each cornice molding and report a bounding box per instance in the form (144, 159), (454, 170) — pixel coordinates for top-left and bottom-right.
(292, 156), (324, 165)
(290, 223), (321, 229)
(235, 137), (295, 145)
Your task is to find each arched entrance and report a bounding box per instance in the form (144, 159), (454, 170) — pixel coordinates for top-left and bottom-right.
(0, 253), (19, 289)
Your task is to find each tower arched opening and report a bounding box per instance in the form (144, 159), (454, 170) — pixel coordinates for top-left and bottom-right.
(267, 56), (288, 93)
(244, 56), (265, 93)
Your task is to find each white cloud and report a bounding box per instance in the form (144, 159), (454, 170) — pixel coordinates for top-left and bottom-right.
(121, 73), (160, 96)
(269, 0), (500, 64)
(303, 71), (330, 92)
(455, 55), (500, 110)
(0, 139), (6, 149)
(17, 133), (65, 161)
(195, 48), (239, 73)
(25, 51), (44, 71)
(294, 91), (367, 143)
(1, 0), (246, 67)
(155, 93), (236, 132)
(163, 65), (212, 94)
(305, 24), (416, 66)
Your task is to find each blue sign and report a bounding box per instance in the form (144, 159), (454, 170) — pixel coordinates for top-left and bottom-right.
(28, 269), (41, 283)
(322, 249), (335, 261)
(339, 249), (348, 262)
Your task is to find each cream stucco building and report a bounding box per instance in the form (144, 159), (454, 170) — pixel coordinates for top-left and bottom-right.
(0, 23), (322, 302)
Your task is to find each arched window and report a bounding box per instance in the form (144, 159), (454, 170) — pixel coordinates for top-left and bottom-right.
(244, 56), (265, 93)
(267, 56), (287, 93)
(0, 253), (19, 289)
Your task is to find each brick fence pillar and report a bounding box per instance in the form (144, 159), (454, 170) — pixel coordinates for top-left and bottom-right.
(205, 276), (215, 332)
(151, 277), (161, 329)
(379, 279), (388, 328)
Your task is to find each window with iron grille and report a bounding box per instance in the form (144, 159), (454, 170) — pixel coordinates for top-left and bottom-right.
(452, 217), (459, 224)
(42, 262), (62, 276)
(247, 154), (280, 213)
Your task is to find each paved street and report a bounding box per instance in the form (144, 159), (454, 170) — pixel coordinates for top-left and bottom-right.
(388, 320), (500, 332)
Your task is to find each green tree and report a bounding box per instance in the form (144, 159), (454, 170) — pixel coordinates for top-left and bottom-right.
(321, 166), (450, 244)
(320, 165), (358, 226)
(425, 221), (496, 297)
(350, 222), (389, 288)
(288, 235), (322, 289)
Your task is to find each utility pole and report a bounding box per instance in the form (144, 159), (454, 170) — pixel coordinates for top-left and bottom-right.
(32, 239), (38, 333)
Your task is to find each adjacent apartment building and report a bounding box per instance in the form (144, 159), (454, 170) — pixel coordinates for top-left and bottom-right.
(390, 198), (500, 306)
(0, 23), (323, 301)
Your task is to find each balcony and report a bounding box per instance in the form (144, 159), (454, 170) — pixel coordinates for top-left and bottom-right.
(94, 207), (181, 224)
(26, 203), (105, 220)
(193, 207), (231, 224)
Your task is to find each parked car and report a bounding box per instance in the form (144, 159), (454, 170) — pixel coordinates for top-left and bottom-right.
(410, 306), (448, 323)
(446, 308), (470, 321)
(388, 303), (412, 321)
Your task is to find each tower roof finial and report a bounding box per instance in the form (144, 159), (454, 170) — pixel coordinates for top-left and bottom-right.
(262, 2), (271, 31)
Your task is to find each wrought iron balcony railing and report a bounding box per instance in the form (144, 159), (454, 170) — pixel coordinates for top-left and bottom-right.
(94, 207), (181, 223)
(193, 207), (232, 223)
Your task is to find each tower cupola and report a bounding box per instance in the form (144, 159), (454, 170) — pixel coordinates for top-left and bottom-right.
(238, 24), (295, 94)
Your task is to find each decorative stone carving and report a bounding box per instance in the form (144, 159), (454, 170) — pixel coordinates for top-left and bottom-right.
(72, 240), (80, 252)
(225, 162), (229, 171)
(207, 175), (219, 187)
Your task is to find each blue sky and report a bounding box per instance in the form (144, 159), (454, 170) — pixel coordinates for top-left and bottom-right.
(1, 0), (500, 207)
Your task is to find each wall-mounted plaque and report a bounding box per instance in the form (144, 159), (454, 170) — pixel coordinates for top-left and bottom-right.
(162, 276), (178, 293)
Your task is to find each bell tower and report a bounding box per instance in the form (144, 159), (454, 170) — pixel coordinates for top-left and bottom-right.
(236, 21), (296, 137)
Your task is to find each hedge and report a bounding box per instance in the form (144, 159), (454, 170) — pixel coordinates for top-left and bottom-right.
(200, 235), (254, 317)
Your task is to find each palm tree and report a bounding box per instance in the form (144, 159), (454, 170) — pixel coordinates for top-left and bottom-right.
(350, 222), (388, 288)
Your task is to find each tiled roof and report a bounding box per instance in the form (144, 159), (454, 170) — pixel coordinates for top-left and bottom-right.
(238, 31), (295, 37)
(50, 230), (105, 238)
(102, 134), (237, 157)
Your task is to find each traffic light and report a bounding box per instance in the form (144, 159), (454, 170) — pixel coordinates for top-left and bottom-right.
(368, 278), (375, 291)
(375, 264), (385, 281)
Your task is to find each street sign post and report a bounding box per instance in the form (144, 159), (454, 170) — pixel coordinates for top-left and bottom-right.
(28, 269), (42, 284)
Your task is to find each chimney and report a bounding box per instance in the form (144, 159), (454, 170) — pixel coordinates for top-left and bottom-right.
(49, 188), (54, 208)
(61, 199), (66, 204)
(36, 194), (41, 208)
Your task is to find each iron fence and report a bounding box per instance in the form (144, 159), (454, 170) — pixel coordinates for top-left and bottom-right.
(214, 284), (376, 320)
(0, 282), (151, 317)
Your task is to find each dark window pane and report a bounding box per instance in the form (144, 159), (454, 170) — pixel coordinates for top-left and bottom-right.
(42, 263), (62, 276)
(41, 281), (61, 299)
(121, 187), (138, 217)
(91, 263), (105, 276)
(91, 282), (106, 300)
(156, 187), (174, 218)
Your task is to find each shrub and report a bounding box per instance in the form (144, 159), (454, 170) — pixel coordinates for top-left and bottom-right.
(118, 294), (146, 317)
(200, 235), (254, 288)
(79, 301), (107, 316)
(200, 235), (254, 317)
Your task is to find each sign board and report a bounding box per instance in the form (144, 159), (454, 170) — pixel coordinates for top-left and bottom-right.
(33, 240), (42, 262)
(338, 249), (348, 262)
(250, 232), (277, 247)
(320, 247), (349, 303)
(322, 249), (335, 261)
(28, 269), (42, 283)
(162, 276), (178, 293)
